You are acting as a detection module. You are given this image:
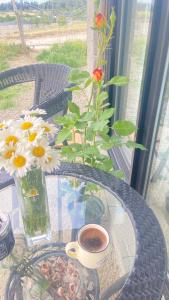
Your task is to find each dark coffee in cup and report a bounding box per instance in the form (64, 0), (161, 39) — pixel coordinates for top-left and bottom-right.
(79, 226), (108, 252)
(66, 224), (109, 269)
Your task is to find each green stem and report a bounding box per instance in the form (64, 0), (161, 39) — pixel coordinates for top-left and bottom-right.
(87, 82), (94, 112)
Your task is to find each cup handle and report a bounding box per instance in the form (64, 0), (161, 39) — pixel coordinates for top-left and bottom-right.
(65, 241), (79, 259)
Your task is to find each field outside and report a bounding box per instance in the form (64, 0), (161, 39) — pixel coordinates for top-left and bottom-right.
(0, 2), (149, 123)
(0, 39), (87, 118)
(0, 1), (87, 119)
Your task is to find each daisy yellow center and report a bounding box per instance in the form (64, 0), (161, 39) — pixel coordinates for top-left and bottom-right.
(0, 123), (5, 129)
(5, 135), (18, 145)
(13, 155), (26, 168)
(42, 125), (50, 133)
(3, 149), (15, 159)
(28, 132), (37, 142)
(21, 121), (33, 130)
(28, 188), (39, 197)
(32, 146), (45, 157)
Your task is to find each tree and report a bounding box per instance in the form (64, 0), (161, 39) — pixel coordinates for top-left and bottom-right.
(11, 0), (27, 53)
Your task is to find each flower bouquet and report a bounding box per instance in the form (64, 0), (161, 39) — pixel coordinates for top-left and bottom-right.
(0, 109), (59, 246)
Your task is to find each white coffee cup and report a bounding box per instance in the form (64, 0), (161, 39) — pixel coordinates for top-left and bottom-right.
(65, 224), (109, 269)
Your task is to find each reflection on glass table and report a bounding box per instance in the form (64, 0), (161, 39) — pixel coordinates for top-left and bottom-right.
(0, 163), (167, 300)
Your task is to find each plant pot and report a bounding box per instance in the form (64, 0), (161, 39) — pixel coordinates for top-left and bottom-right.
(14, 168), (51, 246)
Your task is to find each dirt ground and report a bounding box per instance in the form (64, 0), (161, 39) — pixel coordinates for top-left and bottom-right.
(0, 50), (37, 120)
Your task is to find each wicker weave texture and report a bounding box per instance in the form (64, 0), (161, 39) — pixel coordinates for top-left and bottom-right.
(51, 162), (167, 300)
(0, 63), (70, 104)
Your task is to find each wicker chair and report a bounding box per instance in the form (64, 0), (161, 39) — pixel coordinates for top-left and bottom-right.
(0, 63), (72, 189)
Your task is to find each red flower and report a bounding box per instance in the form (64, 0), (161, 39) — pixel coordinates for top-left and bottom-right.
(93, 68), (103, 82)
(95, 13), (106, 29)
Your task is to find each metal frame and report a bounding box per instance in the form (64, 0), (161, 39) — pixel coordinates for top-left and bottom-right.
(105, 0), (136, 182)
(130, 0), (169, 196)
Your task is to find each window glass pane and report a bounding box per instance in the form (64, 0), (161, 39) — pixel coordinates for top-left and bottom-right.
(116, 0), (154, 168)
(147, 61), (169, 269)
(124, 0), (153, 124)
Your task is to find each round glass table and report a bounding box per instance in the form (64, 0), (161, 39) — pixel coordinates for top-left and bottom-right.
(0, 163), (167, 300)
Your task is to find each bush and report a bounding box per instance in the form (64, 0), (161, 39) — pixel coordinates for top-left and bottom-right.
(58, 15), (67, 26)
(37, 41), (87, 68)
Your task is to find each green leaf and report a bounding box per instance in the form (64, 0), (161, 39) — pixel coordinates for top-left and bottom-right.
(56, 128), (72, 144)
(92, 120), (108, 131)
(84, 145), (100, 155)
(101, 108), (115, 120)
(55, 115), (75, 127)
(65, 86), (81, 92)
(54, 115), (65, 124)
(96, 91), (108, 104)
(99, 131), (110, 142)
(101, 136), (123, 150)
(80, 112), (94, 122)
(113, 120), (136, 136)
(101, 158), (114, 171)
(110, 8), (116, 28)
(75, 121), (87, 129)
(105, 76), (129, 87)
(111, 170), (124, 179)
(86, 129), (95, 141)
(84, 77), (92, 88)
(68, 101), (80, 116)
(69, 70), (90, 83)
(126, 141), (146, 150)
(61, 145), (73, 154)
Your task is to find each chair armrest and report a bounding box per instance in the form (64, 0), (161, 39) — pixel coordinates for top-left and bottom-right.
(31, 89), (72, 120)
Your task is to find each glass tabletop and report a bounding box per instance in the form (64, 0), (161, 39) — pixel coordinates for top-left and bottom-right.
(0, 174), (136, 300)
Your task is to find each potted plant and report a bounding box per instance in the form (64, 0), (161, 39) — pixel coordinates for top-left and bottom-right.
(54, 8), (145, 222)
(55, 8), (145, 177)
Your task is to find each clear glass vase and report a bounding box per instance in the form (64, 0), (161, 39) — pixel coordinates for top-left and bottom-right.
(14, 168), (51, 246)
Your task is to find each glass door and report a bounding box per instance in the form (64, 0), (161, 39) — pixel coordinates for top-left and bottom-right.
(146, 59), (169, 295)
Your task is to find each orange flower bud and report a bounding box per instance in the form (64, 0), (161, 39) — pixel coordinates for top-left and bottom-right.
(95, 13), (106, 29)
(93, 68), (103, 82)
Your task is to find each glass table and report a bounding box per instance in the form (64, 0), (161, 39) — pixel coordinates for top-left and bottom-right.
(0, 163), (167, 300)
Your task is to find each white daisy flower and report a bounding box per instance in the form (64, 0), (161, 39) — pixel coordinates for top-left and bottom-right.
(41, 121), (58, 138)
(22, 109), (47, 116)
(41, 149), (60, 172)
(19, 115), (43, 132)
(27, 128), (44, 145)
(0, 121), (8, 130)
(31, 140), (51, 168)
(0, 144), (16, 169)
(0, 127), (21, 147)
(7, 149), (32, 177)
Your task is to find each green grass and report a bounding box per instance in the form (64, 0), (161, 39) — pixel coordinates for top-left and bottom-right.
(0, 43), (23, 72)
(0, 85), (27, 110)
(0, 15), (15, 22)
(37, 41), (87, 68)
